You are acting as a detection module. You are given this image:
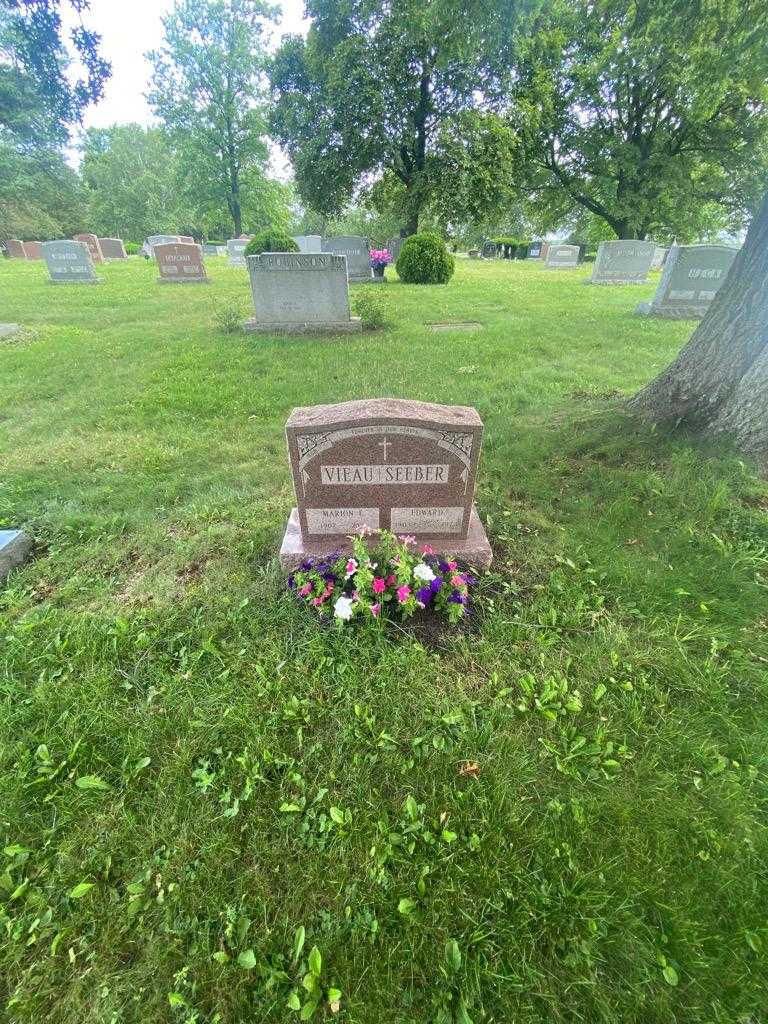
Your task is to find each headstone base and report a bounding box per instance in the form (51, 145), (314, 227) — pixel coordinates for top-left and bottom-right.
(279, 504), (493, 572)
(0, 530), (33, 581)
(157, 278), (210, 285)
(587, 279), (648, 285)
(635, 301), (705, 319)
(49, 279), (103, 285)
(244, 317), (362, 335)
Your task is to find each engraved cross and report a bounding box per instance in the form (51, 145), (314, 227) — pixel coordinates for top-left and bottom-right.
(377, 437), (392, 462)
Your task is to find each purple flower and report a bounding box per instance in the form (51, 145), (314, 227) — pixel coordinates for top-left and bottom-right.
(416, 585), (433, 604)
(464, 574), (477, 587)
(323, 572), (337, 583)
(430, 577), (443, 594)
(448, 590), (467, 605)
(438, 559), (451, 573)
(300, 560), (313, 571)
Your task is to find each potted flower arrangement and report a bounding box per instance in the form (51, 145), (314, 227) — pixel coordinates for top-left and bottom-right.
(288, 529), (476, 626)
(369, 248), (392, 280)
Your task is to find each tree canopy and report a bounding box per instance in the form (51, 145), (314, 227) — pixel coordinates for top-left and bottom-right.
(510, 0), (768, 240)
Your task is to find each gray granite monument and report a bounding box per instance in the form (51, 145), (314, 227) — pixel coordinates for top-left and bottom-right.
(589, 239), (656, 284)
(544, 244), (580, 269)
(244, 251), (361, 334)
(292, 235), (323, 254)
(321, 235), (372, 282)
(636, 244), (739, 319)
(227, 238), (248, 267)
(42, 240), (101, 284)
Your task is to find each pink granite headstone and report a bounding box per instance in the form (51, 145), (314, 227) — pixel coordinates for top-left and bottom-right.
(280, 398), (492, 569)
(6, 239), (27, 258)
(23, 241), (43, 259)
(154, 242), (208, 283)
(74, 233), (104, 263)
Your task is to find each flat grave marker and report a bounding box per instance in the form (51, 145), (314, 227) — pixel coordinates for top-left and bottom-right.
(245, 251), (361, 334)
(280, 398), (492, 569)
(589, 239), (656, 284)
(155, 242), (208, 284)
(636, 244), (739, 319)
(42, 240), (101, 284)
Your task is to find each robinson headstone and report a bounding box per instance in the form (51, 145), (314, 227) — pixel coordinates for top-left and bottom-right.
(292, 235), (323, 254)
(99, 237), (127, 259)
(589, 239), (656, 284)
(245, 251), (361, 334)
(6, 239), (27, 258)
(321, 235), (372, 282)
(280, 398), (492, 570)
(227, 238), (248, 267)
(544, 244), (580, 269)
(74, 233), (104, 263)
(155, 242), (208, 284)
(636, 244), (739, 319)
(0, 530), (33, 582)
(42, 240), (101, 284)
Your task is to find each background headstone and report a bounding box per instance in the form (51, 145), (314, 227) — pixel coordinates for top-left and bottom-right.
(387, 237), (404, 262)
(203, 243), (226, 256)
(0, 529), (33, 581)
(292, 235), (323, 254)
(650, 246), (667, 270)
(42, 240), (100, 284)
(636, 244), (739, 319)
(527, 241), (543, 259)
(544, 244), (580, 269)
(99, 237), (128, 259)
(589, 239), (656, 284)
(6, 239), (27, 258)
(74, 233), (105, 263)
(155, 242), (208, 283)
(227, 238), (248, 266)
(321, 235), (372, 282)
(539, 241), (550, 261)
(245, 252), (361, 334)
(280, 398), (492, 569)
(22, 241), (43, 259)
(147, 234), (181, 254)
(178, 235), (194, 243)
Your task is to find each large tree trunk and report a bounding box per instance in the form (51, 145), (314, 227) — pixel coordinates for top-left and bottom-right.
(628, 190), (768, 466)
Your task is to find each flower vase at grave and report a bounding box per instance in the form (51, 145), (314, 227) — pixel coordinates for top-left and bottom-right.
(373, 264), (385, 279)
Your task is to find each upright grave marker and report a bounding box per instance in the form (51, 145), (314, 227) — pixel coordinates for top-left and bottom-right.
(387, 237), (404, 262)
(544, 244), (580, 269)
(650, 246), (667, 271)
(23, 241), (43, 260)
(99, 237), (127, 259)
(178, 235), (194, 243)
(227, 238), (248, 267)
(636, 244), (739, 319)
(203, 243), (226, 256)
(74, 233), (104, 263)
(0, 530), (33, 582)
(527, 241), (543, 259)
(292, 235), (322, 254)
(245, 251), (361, 334)
(155, 242), (208, 284)
(589, 239), (656, 284)
(6, 239), (27, 258)
(539, 241), (550, 261)
(147, 234), (181, 254)
(321, 235), (372, 282)
(280, 398), (492, 570)
(42, 240), (101, 284)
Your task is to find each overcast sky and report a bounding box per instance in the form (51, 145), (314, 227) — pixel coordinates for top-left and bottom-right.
(61, 0), (308, 170)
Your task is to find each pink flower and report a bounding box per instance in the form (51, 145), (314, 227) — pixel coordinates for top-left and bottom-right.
(421, 544), (435, 555)
(398, 535), (416, 547)
(451, 574), (466, 588)
(345, 558), (358, 578)
(397, 585), (411, 603)
(370, 602), (381, 617)
(386, 574), (396, 586)
(358, 524), (373, 537)
(312, 596), (325, 607)
(298, 583), (312, 597)
(372, 577), (386, 594)
(447, 561), (458, 571)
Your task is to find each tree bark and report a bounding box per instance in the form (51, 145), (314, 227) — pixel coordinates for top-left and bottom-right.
(628, 190), (768, 466)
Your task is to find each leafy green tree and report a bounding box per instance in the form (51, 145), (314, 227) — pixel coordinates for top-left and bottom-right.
(146, 0), (277, 237)
(0, 141), (86, 238)
(80, 124), (194, 242)
(510, 0), (768, 239)
(0, 0), (109, 144)
(270, 0), (519, 236)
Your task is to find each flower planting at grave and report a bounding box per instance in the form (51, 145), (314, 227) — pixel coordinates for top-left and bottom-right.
(369, 247), (392, 271)
(288, 529), (475, 625)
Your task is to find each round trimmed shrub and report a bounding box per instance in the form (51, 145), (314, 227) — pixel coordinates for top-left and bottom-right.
(244, 229), (299, 256)
(395, 233), (455, 284)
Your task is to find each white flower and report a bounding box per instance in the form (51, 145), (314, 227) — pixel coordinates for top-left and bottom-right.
(413, 562), (436, 582)
(334, 596), (355, 621)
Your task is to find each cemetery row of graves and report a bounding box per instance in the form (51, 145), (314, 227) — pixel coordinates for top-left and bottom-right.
(1, 240), (766, 1022)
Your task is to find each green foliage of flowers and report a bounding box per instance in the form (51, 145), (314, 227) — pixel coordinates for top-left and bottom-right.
(352, 287), (391, 330)
(289, 530), (475, 625)
(244, 229), (299, 256)
(124, 242), (141, 255)
(395, 233), (455, 284)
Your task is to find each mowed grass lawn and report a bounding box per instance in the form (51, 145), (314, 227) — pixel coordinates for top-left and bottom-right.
(1, 254), (767, 1024)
